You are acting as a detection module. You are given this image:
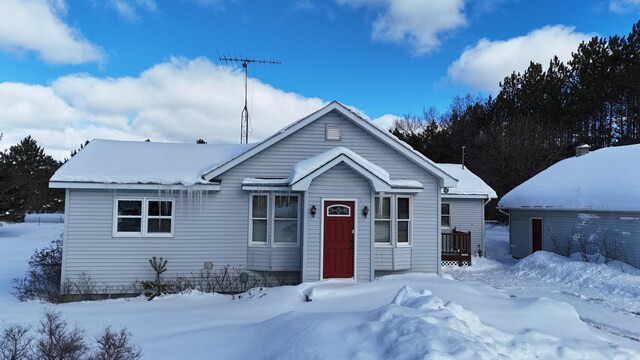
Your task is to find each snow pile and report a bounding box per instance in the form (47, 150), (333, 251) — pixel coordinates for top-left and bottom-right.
(510, 251), (640, 310)
(0, 222), (638, 358)
(51, 139), (255, 186)
(499, 144), (640, 209)
(438, 163), (497, 198)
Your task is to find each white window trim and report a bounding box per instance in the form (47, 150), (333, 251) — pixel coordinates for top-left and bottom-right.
(396, 195), (412, 247)
(248, 193), (301, 247)
(374, 196), (393, 247)
(374, 194), (413, 248)
(272, 194), (301, 247)
(113, 197), (175, 238)
(441, 202), (451, 230)
(249, 194), (269, 247)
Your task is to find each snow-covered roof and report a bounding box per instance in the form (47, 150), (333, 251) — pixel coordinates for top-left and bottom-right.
(51, 139), (254, 186)
(499, 144), (640, 210)
(288, 147), (423, 190)
(438, 164), (497, 199)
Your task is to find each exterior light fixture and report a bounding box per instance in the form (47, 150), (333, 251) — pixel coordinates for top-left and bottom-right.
(310, 205), (317, 218)
(362, 206), (369, 218)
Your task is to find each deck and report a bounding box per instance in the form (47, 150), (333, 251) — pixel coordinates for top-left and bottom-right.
(441, 231), (472, 266)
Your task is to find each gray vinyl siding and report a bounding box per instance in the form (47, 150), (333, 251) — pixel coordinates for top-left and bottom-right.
(228, 110), (440, 275)
(303, 163), (372, 282)
(442, 197), (486, 255)
(509, 209), (640, 268)
(64, 189), (236, 289)
(63, 110), (441, 290)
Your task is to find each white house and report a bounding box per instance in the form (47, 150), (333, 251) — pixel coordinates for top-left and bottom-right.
(498, 144), (640, 268)
(50, 101), (494, 294)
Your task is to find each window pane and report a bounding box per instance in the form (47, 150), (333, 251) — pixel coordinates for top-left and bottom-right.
(375, 221), (391, 243)
(274, 220), (297, 242)
(252, 219), (267, 242)
(160, 201), (172, 216)
(118, 200), (142, 216)
(441, 215), (450, 228)
(117, 218), (141, 232)
(275, 196), (298, 219)
(148, 201), (160, 216)
(252, 196), (267, 218)
(398, 198), (410, 219)
(441, 203), (450, 215)
(375, 197), (390, 219)
(147, 218), (172, 233)
(397, 221), (409, 243)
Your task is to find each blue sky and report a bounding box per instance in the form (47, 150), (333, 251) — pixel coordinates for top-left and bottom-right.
(1, 0), (639, 159)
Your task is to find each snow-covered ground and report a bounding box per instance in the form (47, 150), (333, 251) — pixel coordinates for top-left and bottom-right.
(0, 222), (638, 359)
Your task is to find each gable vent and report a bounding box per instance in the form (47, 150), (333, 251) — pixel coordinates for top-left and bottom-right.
(325, 124), (341, 141)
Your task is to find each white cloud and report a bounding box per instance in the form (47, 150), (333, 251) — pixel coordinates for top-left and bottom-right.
(609, 0), (640, 13)
(337, 0), (466, 54)
(447, 25), (592, 93)
(0, 0), (103, 64)
(107, 0), (157, 21)
(0, 57), (326, 160)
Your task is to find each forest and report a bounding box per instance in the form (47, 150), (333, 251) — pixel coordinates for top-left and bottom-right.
(392, 21), (640, 220)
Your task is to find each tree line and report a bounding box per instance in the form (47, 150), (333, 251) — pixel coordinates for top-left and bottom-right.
(392, 21), (640, 220)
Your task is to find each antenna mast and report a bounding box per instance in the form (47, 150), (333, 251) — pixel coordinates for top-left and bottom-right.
(219, 55), (280, 144)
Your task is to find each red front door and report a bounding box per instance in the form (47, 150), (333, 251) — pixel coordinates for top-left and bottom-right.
(531, 218), (543, 252)
(323, 201), (354, 279)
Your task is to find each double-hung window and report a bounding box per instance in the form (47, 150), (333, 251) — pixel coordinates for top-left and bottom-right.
(441, 203), (451, 229)
(273, 195), (299, 244)
(374, 195), (412, 246)
(375, 196), (391, 245)
(115, 198), (174, 237)
(250, 194), (300, 246)
(250, 195), (268, 244)
(397, 197), (411, 245)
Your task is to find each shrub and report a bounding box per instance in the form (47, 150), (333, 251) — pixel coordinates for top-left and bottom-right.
(0, 310), (142, 360)
(141, 257), (168, 300)
(0, 323), (32, 360)
(34, 309), (89, 360)
(92, 327), (142, 360)
(12, 235), (63, 303)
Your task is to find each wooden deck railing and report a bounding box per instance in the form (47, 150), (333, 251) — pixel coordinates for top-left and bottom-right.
(441, 231), (472, 266)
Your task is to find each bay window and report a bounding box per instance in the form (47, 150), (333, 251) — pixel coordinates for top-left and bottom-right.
(374, 194), (412, 246)
(250, 194), (300, 246)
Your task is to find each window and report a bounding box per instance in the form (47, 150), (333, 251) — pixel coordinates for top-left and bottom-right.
(114, 198), (173, 236)
(375, 197), (391, 244)
(374, 195), (412, 246)
(116, 200), (142, 233)
(327, 205), (350, 216)
(397, 197), (411, 244)
(273, 195), (299, 243)
(441, 203), (451, 228)
(147, 200), (173, 233)
(251, 195), (268, 244)
(249, 194), (300, 246)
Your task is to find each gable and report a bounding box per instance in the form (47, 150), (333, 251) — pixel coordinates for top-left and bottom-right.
(203, 102), (457, 188)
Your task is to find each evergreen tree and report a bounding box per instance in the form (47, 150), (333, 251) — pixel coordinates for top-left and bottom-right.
(0, 136), (63, 222)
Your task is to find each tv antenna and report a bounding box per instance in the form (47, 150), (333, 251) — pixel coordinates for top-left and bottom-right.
(219, 54), (281, 144)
